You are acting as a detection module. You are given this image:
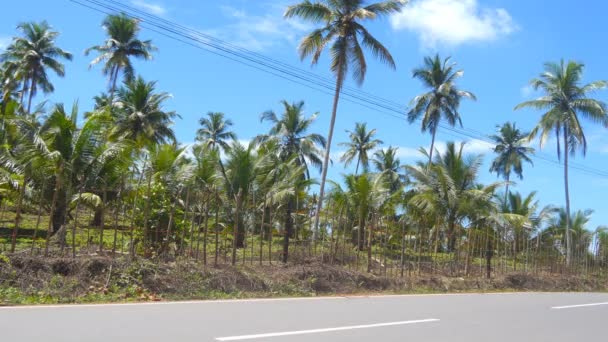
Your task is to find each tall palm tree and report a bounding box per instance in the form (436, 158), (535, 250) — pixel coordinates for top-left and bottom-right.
(196, 112), (236, 182)
(86, 13), (156, 96)
(285, 0), (405, 235)
(408, 54), (476, 164)
(515, 60), (608, 266)
(489, 122), (534, 199)
(339, 122), (382, 174)
(256, 101), (324, 261)
(2, 21), (72, 112)
(112, 76), (177, 148)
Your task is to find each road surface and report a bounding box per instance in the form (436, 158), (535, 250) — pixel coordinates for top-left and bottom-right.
(1, 292), (607, 341)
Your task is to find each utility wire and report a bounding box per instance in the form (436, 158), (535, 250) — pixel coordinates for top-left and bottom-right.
(69, 0), (608, 178)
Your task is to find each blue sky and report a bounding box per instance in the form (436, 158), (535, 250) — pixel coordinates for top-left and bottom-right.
(2, 0), (608, 229)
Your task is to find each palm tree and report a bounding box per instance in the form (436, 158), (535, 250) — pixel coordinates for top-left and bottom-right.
(224, 140), (259, 263)
(408, 54), (476, 164)
(515, 60), (608, 266)
(285, 0), (405, 235)
(257, 100), (326, 177)
(545, 208), (594, 262)
(2, 21), (72, 112)
(489, 122), (534, 199)
(339, 122), (382, 174)
(406, 142), (500, 253)
(112, 76), (177, 148)
(256, 100), (325, 262)
(18, 103), (105, 254)
(86, 13), (156, 96)
(372, 146), (403, 193)
(334, 173), (389, 271)
(196, 112), (236, 182)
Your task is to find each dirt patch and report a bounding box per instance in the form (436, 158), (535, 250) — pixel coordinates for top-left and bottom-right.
(1, 255), (607, 305)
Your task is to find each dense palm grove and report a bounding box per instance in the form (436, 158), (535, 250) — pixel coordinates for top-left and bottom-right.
(1, 0), (608, 280)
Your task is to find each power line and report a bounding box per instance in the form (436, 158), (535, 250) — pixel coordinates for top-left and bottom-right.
(69, 0), (608, 178)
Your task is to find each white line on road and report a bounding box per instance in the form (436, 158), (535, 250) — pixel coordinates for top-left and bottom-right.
(215, 319), (440, 341)
(552, 302), (608, 310)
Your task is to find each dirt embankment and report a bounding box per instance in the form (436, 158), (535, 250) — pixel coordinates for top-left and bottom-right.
(1, 255), (607, 305)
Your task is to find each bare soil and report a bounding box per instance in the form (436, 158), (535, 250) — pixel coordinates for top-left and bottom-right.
(1, 255), (607, 305)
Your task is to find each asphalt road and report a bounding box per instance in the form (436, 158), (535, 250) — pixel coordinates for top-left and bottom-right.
(1, 292), (607, 341)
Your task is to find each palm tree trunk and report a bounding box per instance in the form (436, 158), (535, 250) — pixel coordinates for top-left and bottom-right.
(129, 156), (147, 258)
(355, 157), (361, 175)
(19, 77), (28, 107)
(313, 71), (344, 240)
(259, 197), (267, 265)
(563, 125), (572, 267)
(143, 171), (153, 250)
(268, 200), (273, 265)
(27, 68), (37, 114)
(202, 201), (209, 265)
(400, 221), (406, 278)
(98, 186), (107, 253)
(282, 198), (294, 263)
(504, 173), (510, 204)
(428, 127), (438, 166)
(366, 217), (373, 273)
(31, 178), (46, 255)
(231, 189), (243, 265)
(214, 189), (220, 267)
(110, 65), (120, 100)
(11, 176), (28, 253)
(72, 186), (84, 258)
(45, 165), (63, 256)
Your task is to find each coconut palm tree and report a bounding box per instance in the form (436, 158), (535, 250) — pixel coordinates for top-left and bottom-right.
(224, 140), (259, 263)
(196, 112), (236, 182)
(545, 208), (594, 262)
(257, 100), (325, 177)
(515, 60), (608, 266)
(86, 13), (155, 96)
(256, 100), (325, 262)
(372, 146), (403, 193)
(1, 21), (72, 112)
(16, 103), (105, 254)
(285, 0), (405, 235)
(406, 142), (500, 252)
(334, 173), (389, 271)
(112, 76), (177, 148)
(408, 54), (476, 164)
(490, 122), (534, 199)
(339, 122), (382, 174)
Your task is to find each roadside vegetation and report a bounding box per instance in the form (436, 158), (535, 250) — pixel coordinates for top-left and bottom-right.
(1, 1), (608, 305)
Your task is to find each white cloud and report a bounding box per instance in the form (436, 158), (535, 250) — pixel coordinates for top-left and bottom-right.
(203, 5), (311, 52)
(395, 139), (495, 160)
(131, 0), (167, 16)
(391, 0), (517, 48)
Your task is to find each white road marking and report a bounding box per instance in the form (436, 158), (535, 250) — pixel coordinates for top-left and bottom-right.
(215, 319), (440, 341)
(552, 302), (608, 310)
